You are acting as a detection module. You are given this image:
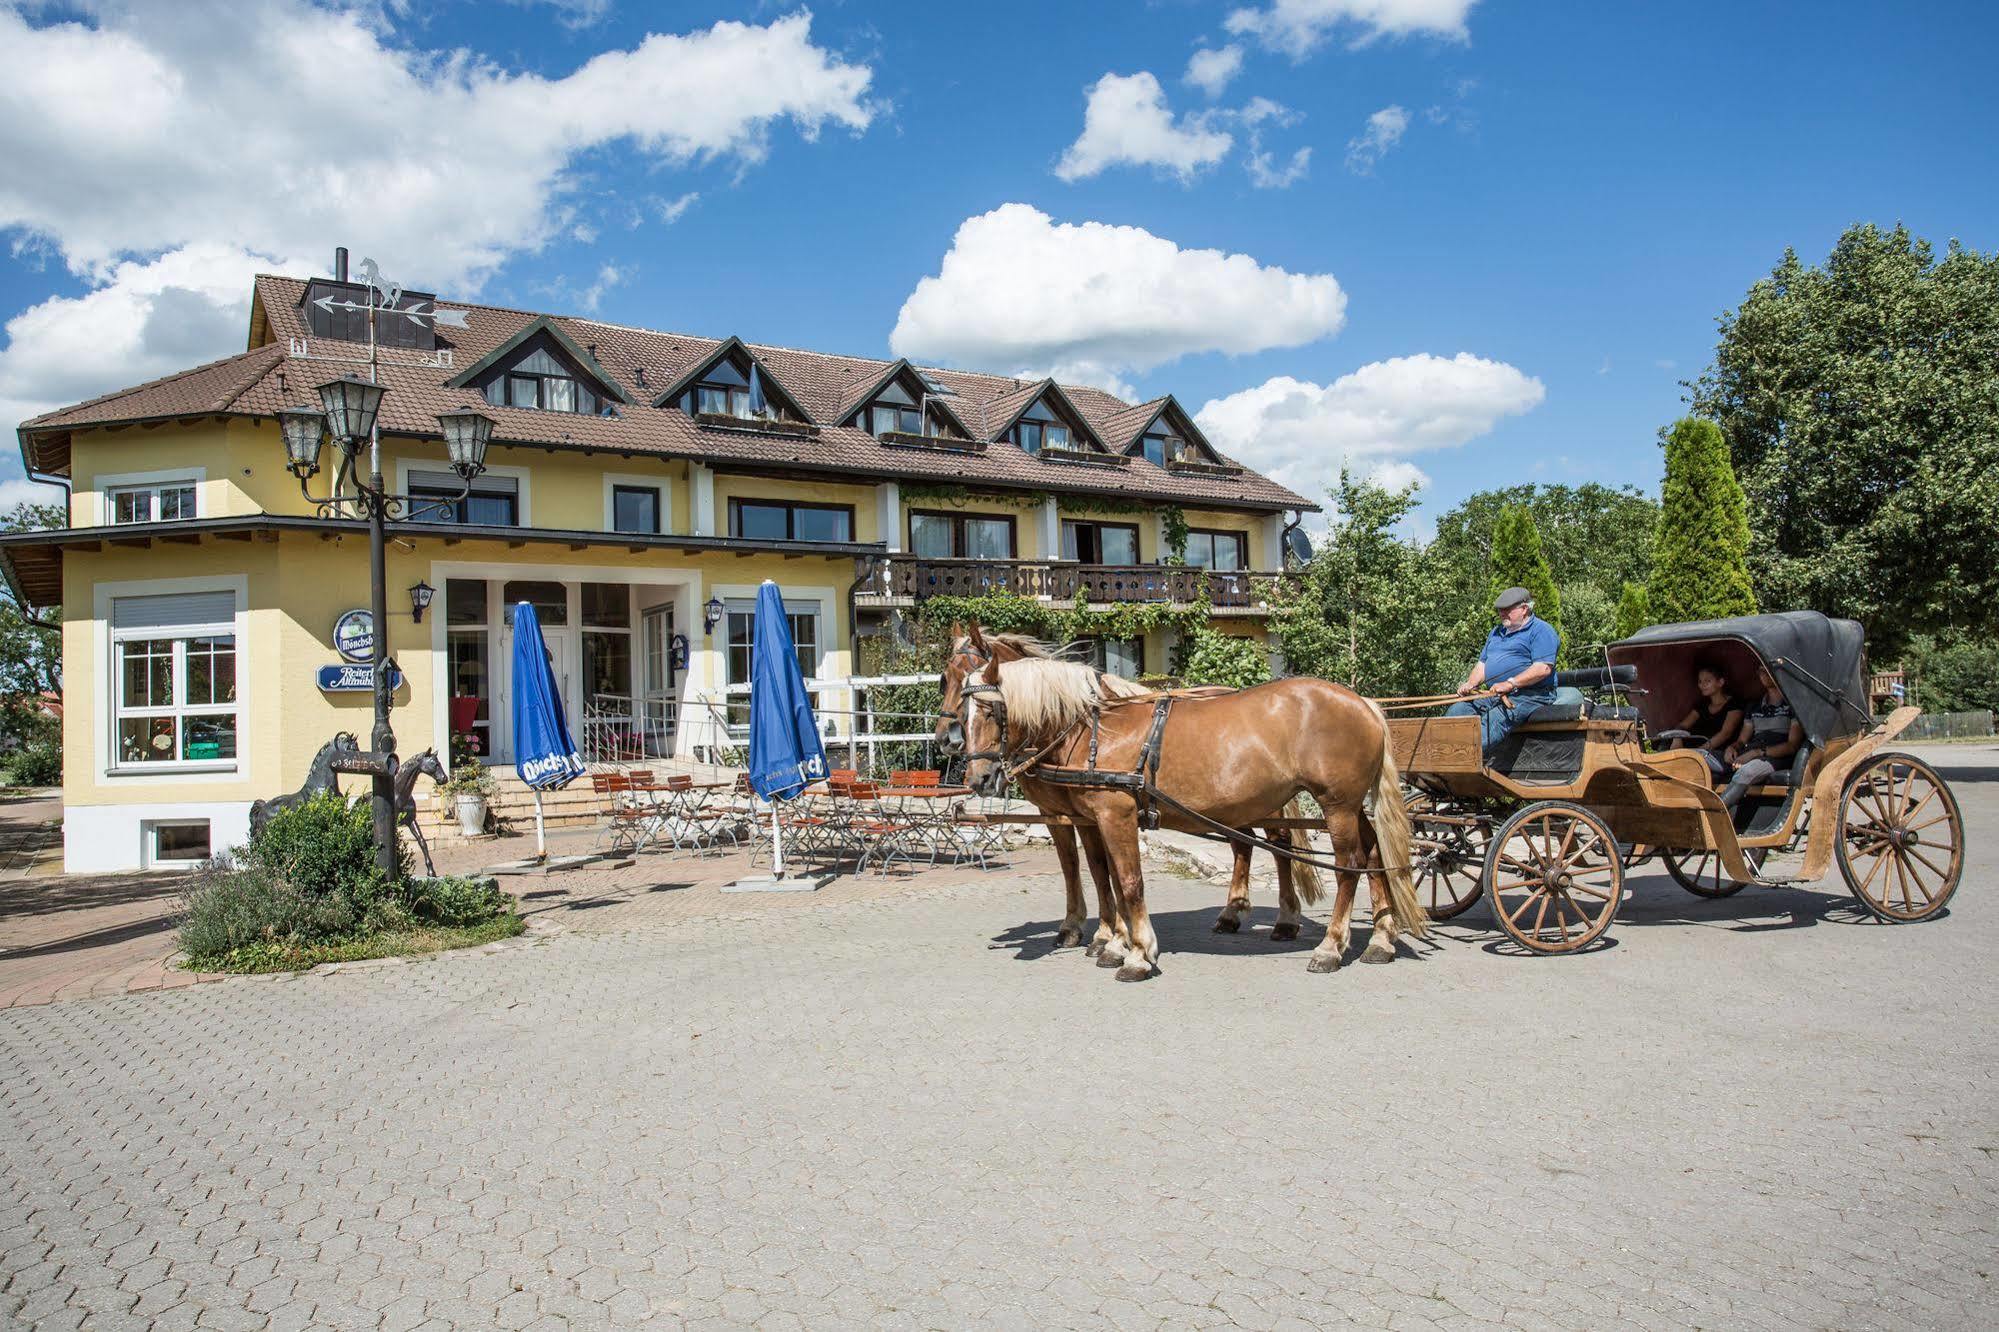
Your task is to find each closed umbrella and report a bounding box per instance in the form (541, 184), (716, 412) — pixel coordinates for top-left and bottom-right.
(510, 600), (585, 860)
(747, 360), (769, 419)
(732, 580), (827, 890)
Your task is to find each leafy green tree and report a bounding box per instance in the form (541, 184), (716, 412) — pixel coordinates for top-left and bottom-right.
(1692, 223), (1999, 653)
(1272, 472), (1453, 696)
(1648, 417), (1757, 623)
(1178, 627), (1271, 689)
(1612, 581), (1653, 640)
(0, 501), (63, 703)
(1487, 504), (1562, 651)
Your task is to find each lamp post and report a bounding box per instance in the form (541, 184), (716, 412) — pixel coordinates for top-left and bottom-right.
(278, 347), (494, 883)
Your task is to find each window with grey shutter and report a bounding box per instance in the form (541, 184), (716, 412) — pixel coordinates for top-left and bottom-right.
(111, 590), (236, 630)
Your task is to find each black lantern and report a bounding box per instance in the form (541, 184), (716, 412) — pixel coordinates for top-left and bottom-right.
(436, 407), (495, 480)
(409, 580), (436, 623)
(704, 596), (726, 636)
(278, 406), (327, 479)
(317, 374), (386, 448)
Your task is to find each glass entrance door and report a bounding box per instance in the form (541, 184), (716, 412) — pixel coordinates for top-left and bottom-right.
(641, 605), (677, 755)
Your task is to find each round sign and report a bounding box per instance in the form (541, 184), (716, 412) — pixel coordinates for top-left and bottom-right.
(332, 608), (375, 663)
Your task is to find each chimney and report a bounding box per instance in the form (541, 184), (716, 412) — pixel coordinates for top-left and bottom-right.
(333, 247), (348, 282)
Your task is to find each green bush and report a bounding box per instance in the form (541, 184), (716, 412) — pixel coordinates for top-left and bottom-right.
(406, 875), (509, 927)
(1179, 628), (1271, 689)
(176, 863), (358, 962)
(247, 792), (406, 902)
(3, 734), (61, 786)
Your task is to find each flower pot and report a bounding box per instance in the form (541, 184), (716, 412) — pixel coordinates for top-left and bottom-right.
(454, 792), (488, 836)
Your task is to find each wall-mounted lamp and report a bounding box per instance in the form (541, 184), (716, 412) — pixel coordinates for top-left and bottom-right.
(409, 580), (436, 623)
(703, 596), (726, 636)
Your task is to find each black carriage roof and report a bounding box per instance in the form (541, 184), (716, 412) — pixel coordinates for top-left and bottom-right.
(1607, 610), (1874, 746)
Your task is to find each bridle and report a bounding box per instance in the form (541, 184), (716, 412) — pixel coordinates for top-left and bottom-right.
(939, 640), (1068, 787)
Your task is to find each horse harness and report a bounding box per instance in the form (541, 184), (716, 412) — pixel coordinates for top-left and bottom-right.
(951, 650), (1396, 876)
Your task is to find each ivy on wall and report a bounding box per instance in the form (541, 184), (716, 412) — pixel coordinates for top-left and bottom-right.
(910, 588), (1211, 655)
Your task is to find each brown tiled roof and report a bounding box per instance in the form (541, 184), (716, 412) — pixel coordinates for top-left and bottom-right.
(17, 274), (1316, 512)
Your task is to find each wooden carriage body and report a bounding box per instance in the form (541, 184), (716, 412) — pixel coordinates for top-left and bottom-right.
(1388, 611), (1959, 953)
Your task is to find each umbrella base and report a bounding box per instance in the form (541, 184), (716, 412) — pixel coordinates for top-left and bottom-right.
(722, 874), (826, 893)
(484, 854), (615, 876)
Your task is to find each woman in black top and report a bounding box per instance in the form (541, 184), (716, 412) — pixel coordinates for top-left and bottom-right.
(1670, 663), (1743, 781)
(1719, 665), (1805, 809)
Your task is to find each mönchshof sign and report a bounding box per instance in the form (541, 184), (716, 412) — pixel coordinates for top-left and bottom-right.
(332, 608), (374, 663)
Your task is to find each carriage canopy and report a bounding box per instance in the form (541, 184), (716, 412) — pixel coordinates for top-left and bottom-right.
(1606, 611), (1873, 747)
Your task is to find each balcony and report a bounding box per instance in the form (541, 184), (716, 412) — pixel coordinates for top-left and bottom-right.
(855, 557), (1290, 614)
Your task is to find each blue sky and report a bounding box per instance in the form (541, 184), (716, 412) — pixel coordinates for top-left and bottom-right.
(0, 0), (1992, 533)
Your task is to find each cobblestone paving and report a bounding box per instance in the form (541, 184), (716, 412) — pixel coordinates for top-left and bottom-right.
(3, 747), (1996, 1329)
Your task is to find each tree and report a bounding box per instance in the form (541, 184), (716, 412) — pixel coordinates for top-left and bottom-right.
(1648, 417), (1757, 623)
(1612, 581), (1653, 640)
(1272, 472), (1454, 696)
(0, 502), (63, 700)
(1691, 223), (1999, 654)
(1178, 627), (1271, 689)
(1487, 503), (1562, 653)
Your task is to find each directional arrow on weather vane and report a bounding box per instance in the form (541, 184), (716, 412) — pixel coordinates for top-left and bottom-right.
(311, 294), (469, 329)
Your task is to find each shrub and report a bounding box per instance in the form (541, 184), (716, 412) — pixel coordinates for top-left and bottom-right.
(1179, 628), (1271, 689)
(176, 862), (358, 962)
(406, 875), (509, 927)
(248, 791), (406, 902)
(3, 733), (61, 786)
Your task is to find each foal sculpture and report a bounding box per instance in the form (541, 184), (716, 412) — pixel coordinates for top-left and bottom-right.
(393, 748), (449, 877)
(248, 732), (360, 835)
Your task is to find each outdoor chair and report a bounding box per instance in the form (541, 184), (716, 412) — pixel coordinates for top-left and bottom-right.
(592, 771), (663, 856)
(846, 780), (918, 874)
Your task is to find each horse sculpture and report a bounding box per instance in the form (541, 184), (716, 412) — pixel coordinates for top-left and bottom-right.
(957, 632), (1322, 950)
(248, 732), (360, 835)
(940, 623), (1422, 981)
(394, 748), (448, 877)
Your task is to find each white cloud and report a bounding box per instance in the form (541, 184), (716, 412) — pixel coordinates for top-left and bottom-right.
(509, 0), (614, 30)
(1345, 104), (1409, 173)
(1184, 45), (1244, 98)
(1227, 0), (1479, 56)
(653, 191), (701, 224)
(0, 4), (873, 286)
(0, 2), (874, 483)
(891, 204), (1346, 393)
(1247, 142), (1312, 188)
(1054, 72), (1233, 183)
(1194, 352), (1545, 498)
(0, 476), (69, 513)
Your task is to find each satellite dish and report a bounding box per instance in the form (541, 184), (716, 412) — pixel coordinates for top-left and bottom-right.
(1283, 527), (1315, 565)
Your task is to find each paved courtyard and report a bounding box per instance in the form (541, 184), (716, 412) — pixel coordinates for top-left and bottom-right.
(2, 744), (1996, 1329)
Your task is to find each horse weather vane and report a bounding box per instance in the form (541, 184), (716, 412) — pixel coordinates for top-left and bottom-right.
(311, 256), (470, 331)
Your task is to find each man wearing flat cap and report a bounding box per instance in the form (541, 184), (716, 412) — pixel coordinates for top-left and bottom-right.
(1448, 587), (1560, 754)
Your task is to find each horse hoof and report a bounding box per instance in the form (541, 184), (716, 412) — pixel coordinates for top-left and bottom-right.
(1096, 948), (1126, 969)
(1270, 922), (1300, 942)
(1211, 916), (1241, 934)
(1115, 960), (1154, 982)
(1306, 952), (1342, 974)
(1056, 928), (1083, 949)
(1359, 942), (1395, 965)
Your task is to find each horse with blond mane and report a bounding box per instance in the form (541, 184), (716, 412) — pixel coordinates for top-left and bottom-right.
(938, 623), (1422, 981)
(949, 630), (1322, 951)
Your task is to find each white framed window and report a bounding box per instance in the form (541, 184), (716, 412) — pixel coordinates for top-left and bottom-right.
(110, 591), (239, 770)
(146, 820), (212, 868)
(723, 597), (821, 725)
(602, 473), (671, 535)
(109, 480), (198, 524)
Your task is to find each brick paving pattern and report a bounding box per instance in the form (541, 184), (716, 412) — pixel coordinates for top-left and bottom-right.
(2, 746), (1996, 1328)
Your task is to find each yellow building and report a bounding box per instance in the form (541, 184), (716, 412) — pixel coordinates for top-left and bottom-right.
(1, 261), (1313, 871)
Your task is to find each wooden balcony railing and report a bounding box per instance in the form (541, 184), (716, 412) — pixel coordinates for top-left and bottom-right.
(855, 557), (1290, 610)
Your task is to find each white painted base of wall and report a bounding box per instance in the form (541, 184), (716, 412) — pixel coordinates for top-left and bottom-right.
(64, 801), (255, 873)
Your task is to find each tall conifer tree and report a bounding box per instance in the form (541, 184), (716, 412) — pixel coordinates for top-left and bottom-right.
(1488, 503), (1563, 655)
(1649, 417), (1757, 622)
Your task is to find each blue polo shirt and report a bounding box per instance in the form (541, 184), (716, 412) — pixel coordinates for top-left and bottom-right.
(1480, 615), (1559, 700)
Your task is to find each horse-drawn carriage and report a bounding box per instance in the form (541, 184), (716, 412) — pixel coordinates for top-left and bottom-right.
(1397, 611), (1964, 954)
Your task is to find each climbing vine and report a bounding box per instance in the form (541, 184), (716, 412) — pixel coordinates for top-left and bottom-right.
(911, 588), (1211, 661)
(1161, 504), (1189, 565)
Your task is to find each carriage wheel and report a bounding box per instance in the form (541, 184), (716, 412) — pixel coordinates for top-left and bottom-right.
(1837, 753), (1963, 923)
(1483, 802), (1623, 954)
(1662, 845), (1766, 898)
(1406, 795), (1488, 921)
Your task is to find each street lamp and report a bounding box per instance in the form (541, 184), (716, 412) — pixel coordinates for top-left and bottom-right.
(280, 378), (494, 881)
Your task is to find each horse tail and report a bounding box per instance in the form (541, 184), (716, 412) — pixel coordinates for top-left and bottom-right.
(1369, 714), (1426, 939)
(1279, 797), (1323, 905)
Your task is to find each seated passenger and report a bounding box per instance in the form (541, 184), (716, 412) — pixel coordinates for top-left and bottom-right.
(1671, 663), (1743, 781)
(1718, 665), (1804, 810)
(1449, 586), (1560, 755)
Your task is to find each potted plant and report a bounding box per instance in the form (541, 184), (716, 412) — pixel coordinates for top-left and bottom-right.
(439, 762), (496, 836)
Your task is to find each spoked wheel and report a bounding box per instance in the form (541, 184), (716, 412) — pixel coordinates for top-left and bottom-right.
(1838, 753), (1963, 923)
(1662, 845), (1767, 898)
(1407, 793), (1488, 921)
(1484, 801), (1624, 954)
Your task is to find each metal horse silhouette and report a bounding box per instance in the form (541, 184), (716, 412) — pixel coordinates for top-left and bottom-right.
(394, 748), (448, 877)
(249, 732), (360, 835)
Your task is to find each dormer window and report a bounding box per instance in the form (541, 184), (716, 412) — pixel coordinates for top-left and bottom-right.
(692, 357), (754, 418)
(480, 346), (604, 416)
(1017, 421), (1071, 455)
(1141, 433), (1191, 466)
(846, 364), (968, 441)
(1008, 389), (1094, 456)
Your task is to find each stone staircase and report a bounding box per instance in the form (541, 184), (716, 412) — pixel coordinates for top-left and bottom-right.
(412, 763), (745, 846)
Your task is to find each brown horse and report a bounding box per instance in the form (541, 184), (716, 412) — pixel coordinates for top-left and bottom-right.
(954, 631), (1322, 949)
(940, 624), (1422, 980)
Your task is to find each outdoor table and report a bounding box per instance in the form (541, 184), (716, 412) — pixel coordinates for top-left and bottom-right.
(866, 785), (975, 867)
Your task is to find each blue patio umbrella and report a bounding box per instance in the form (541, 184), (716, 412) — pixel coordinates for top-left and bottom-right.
(747, 360), (768, 419)
(747, 580), (827, 876)
(511, 600), (585, 857)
